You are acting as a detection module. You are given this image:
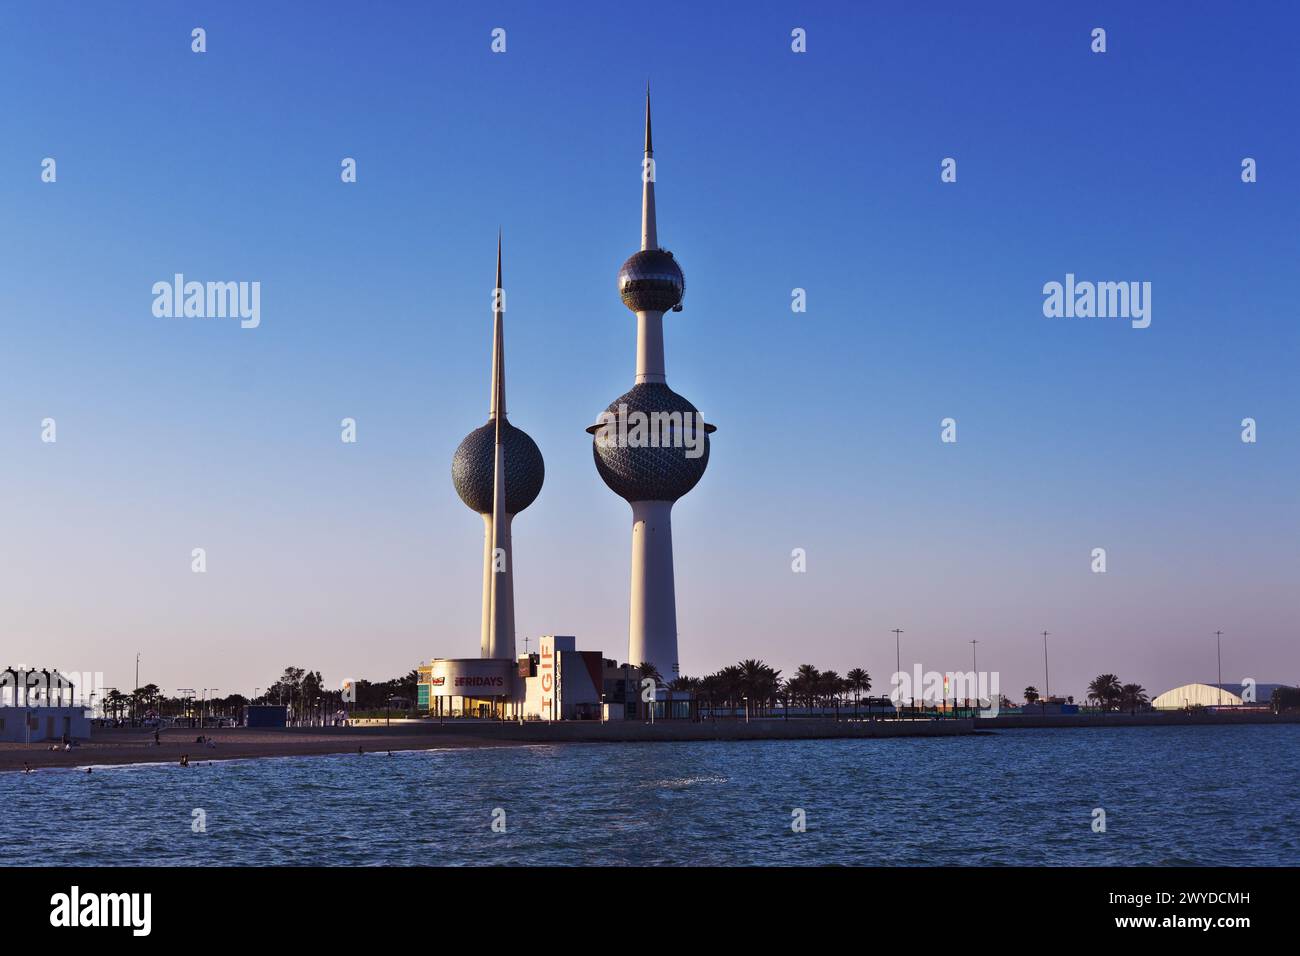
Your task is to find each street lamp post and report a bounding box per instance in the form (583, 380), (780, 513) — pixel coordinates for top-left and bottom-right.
(892, 628), (904, 718)
(1215, 630), (1224, 707)
(1041, 630), (1051, 711)
(201, 689), (218, 729)
(970, 639), (979, 715)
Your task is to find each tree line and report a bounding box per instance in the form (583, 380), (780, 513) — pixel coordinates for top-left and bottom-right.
(1022, 674), (1150, 713)
(649, 661), (877, 716)
(98, 666), (419, 723)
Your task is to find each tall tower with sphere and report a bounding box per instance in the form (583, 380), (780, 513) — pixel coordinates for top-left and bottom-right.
(588, 90), (715, 681)
(452, 235), (544, 660)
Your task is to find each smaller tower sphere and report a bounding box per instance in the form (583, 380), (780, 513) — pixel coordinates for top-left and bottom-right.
(452, 421), (545, 515)
(618, 249), (684, 313)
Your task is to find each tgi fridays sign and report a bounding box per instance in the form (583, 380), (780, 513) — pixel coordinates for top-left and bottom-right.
(427, 659), (514, 697)
(539, 636), (558, 720)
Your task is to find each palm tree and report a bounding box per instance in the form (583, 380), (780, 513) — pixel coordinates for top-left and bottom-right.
(818, 671), (843, 718)
(635, 662), (662, 719)
(717, 665), (744, 716)
(697, 673), (721, 720)
(1119, 683), (1148, 715)
(846, 668), (871, 716)
(761, 666), (782, 716)
(670, 675), (699, 719)
(1088, 674), (1122, 711)
(103, 688), (127, 721)
(1024, 686), (1039, 706)
(794, 665), (820, 713)
(738, 659), (770, 717)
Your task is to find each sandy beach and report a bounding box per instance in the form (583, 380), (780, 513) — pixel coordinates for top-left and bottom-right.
(0, 725), (515, 772)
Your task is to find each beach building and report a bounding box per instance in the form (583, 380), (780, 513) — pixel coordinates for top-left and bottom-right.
(244, 704), (289, 728)
(1021, 696), (1078, 715)
(0, 667), (91, 742)
(418, 636), (680, 721)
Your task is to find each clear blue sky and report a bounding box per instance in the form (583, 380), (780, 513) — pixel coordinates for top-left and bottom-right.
(2, 1), (1296, 702)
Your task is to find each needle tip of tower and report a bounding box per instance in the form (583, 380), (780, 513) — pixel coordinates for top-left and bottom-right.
(644, 83), (653, 156)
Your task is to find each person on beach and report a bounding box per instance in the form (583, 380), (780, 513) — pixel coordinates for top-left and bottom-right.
(180, 754), (189, 767)
(154, 729), (160, 746)
(357, 746), (364, 755)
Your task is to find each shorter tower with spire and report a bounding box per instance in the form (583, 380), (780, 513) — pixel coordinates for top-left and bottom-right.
(452, 234), (544, 660)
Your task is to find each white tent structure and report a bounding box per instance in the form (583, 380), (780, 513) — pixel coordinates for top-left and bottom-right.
(1152, 682), (1244, 709)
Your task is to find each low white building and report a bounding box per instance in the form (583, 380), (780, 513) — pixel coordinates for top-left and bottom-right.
(523, 636), (606, 721)
(1152, 682), (1244, 709)
(0, 667), (91, 742)
(0, 706), (91, 743)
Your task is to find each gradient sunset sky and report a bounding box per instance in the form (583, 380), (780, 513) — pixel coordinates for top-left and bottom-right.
(2, 1), (1296, 703)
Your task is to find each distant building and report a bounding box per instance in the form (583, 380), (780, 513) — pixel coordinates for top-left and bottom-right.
(417, 635), (684, 721)
(521, 636), (623, 721)
(1022, 696), (1078, 715)
(421, 657), (520, 719)
(244, 705), (289, 728)
(1152, 681), (1289, 709)
(0, 667), (91, 742)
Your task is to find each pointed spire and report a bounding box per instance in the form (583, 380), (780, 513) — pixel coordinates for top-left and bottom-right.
(488, 231), (510, 660)
(489, 229), (507, 421)
(641, 84), (658, 251)
(644, 81), (653, 157)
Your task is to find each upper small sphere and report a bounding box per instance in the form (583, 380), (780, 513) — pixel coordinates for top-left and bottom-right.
(618, 249), (685, 313)
(452, 420), (545, 515)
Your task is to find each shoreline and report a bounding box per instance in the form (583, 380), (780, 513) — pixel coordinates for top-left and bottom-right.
(4, 713), (1295, 773)
(0, 727), (519, 773)
(1, 719), (973, 772)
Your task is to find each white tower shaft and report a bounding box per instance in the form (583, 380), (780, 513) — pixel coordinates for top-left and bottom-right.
(479, 512), (516, 658)
(635, 310), (666, 384)
(628, 499), (677, 679)
(485, 233), (515, 661)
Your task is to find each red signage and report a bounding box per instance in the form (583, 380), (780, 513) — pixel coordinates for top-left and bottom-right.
(454, 676), (505, 688)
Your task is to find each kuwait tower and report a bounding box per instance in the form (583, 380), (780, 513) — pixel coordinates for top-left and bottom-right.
(452, 235), (544, 659)
(588, 90), (715, 681)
